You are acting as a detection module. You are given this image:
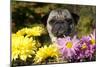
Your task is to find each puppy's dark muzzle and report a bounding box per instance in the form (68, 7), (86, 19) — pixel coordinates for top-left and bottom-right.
(51, 21), (71, 37)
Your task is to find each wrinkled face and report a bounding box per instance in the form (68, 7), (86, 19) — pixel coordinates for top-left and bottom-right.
(47, 9), (75, 37)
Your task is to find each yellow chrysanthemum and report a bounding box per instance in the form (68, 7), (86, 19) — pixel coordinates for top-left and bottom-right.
(25, 24), (47, 36)
(12, 34), (37, 61)
(16, 28), (28, 36)
(34, 44), (59, 63)
(16, 24), (47, 37)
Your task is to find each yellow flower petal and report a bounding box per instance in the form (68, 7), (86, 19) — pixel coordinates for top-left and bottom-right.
(34, 44), (59, 63)
(12, 34), (38, 61)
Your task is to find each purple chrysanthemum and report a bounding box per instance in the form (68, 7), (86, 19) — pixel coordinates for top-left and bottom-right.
(57, 36), (80, 61)
(77, 33), (96, 61)
(56, 30), (96, 62)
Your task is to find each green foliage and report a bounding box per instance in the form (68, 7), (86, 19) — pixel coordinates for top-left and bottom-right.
(76, 6), (96, 37)
(77, 16), (93, 37)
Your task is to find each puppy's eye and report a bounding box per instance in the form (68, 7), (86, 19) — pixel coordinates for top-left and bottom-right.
(65, 19), (72, 24)
(49, 19), (55, 25)
(67, 19), (72, 22)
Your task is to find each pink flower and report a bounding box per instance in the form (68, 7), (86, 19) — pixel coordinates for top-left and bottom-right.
(57, 36), (80, 61)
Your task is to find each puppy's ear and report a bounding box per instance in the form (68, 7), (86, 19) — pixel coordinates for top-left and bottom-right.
(41, 13), (49, 26)
(71, 13), (80, 25)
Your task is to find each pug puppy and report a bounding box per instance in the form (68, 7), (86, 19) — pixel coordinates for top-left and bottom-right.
(47, 9), (79, 43)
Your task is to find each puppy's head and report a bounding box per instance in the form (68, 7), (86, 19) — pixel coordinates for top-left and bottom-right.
(47, 9), (79, 37)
